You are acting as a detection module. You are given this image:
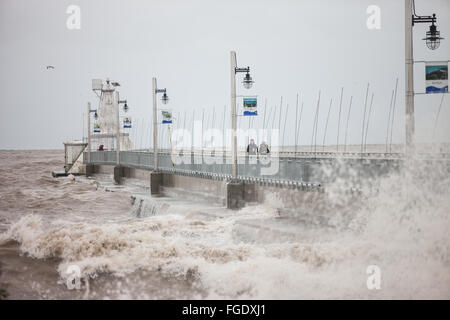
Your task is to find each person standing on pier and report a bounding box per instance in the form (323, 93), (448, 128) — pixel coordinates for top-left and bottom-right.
(247, 139), (258, 155)
(259, 141), (270, 155)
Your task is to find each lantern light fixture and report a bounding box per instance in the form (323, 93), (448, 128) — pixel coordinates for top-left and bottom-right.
(422, 18), (444, 50)
(161, 92), (169, 104)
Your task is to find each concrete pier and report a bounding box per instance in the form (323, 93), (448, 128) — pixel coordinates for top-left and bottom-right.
(83, 162), (363, 212)
(150, 171), (162, 194)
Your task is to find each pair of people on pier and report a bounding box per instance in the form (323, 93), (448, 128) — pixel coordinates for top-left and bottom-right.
(247, 139), (270, 155)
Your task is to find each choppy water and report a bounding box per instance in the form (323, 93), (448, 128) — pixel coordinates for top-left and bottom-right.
(0, 150), (449, 299)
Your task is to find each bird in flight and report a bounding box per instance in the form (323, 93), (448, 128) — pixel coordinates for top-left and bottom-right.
(46, 65), (55, 70)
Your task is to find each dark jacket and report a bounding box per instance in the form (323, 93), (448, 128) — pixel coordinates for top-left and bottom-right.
(247, 143), (258, 155)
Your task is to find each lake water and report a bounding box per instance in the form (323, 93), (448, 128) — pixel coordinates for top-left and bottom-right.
(0, 150), (449, 299)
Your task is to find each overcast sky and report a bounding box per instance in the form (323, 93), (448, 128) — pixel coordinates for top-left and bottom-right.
(0, 0), (449, 150)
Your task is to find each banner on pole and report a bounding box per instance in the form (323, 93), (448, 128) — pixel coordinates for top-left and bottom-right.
(123, 117), (132, 128)
(243, 97), (257, 116)
(93, 123), (101, 133)
(161, 110), (172, 124)
(426, 62), (448, 94)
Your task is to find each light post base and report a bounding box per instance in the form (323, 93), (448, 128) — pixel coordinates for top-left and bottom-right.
(114, 165), (124, 184)
(226, 180), (244, 209)
(85, 163), (96, 177)
(150, 171), (163, 195)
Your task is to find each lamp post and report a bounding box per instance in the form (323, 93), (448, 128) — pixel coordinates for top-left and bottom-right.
(115, 91), (121, 165)
(405, 0), (443, 155)
(86, 102), (97, 163)
(114, 89), (128, 165)
(108, 81), (126, 166)
(230, 51), (254, 179)
(152, 77), (169, 171)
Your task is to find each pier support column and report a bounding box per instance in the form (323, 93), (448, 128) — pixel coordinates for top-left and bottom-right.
(85, 163), (95, 177)
(244, 182), (257, 202)
(114, 165), (124, 184)
(227, 180), (244, 209)
(150, 171), (163, 195)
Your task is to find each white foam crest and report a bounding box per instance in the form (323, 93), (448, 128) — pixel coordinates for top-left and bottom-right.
(1, 208), (365, 298)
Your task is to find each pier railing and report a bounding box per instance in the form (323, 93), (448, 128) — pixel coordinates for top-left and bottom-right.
(85, 150), (409, 186)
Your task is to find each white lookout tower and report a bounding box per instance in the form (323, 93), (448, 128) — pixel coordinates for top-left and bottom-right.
(91, 78), (133, 151)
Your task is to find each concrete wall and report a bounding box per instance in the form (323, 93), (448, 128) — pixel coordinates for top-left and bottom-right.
(161, 174), (228, 204)
(93, 165), (150, 179)
(123, 167), (151, 180)
(91, 164), (358, 212)
(93, 164), (227, 203)
(91, 164), (114, 174)
(248, 184), (361, 214)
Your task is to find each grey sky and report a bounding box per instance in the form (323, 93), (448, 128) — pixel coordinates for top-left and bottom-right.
(0, 0), (449, 149)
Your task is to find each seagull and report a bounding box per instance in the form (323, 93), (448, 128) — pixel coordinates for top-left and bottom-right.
(46, 65), (55, 70)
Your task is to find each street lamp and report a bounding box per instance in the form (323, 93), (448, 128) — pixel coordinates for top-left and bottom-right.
(116, 93), (129, 165)
(161, 92), (169, 104)
(242, 71), (254, 89)
(422, 18), (444, 50)
(405, 0), (444, 155)
(230, 51), (254, 179)
(152, 77), (169, 171)
(86, 102), (98, 163)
